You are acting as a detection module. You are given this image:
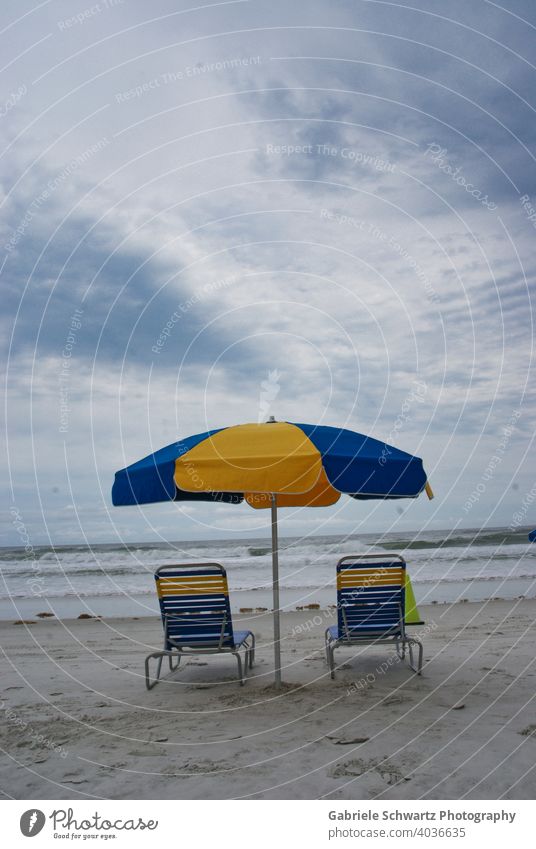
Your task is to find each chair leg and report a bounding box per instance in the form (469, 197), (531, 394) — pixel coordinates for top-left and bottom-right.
(169, 652), (181, 671)
(325, 630), (331, 666)
(406, 637), (423, 674)
(145, 650), (181, 689)
(145, 652), (164, 690)
(249, 633), (256, 667)
(328, 644), (336, 680)
(234, 651), (244, 685)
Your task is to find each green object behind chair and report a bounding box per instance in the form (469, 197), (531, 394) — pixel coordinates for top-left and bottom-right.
(404, 572), (423, 625)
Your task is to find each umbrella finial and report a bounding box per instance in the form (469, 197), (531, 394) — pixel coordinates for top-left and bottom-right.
(267, 415), (277, 423)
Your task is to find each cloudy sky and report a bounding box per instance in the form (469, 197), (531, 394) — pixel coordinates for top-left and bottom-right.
(2, 0), (535, 545)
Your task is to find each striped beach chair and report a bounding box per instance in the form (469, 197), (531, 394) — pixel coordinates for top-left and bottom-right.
(325, 554), (423, 679)
(145, 563), (255, 689)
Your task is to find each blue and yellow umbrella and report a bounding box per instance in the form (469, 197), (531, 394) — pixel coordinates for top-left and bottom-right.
(113, 420), (432, 685)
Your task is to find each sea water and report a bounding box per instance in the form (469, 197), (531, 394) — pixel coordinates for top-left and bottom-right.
(1, 527), (535, 619)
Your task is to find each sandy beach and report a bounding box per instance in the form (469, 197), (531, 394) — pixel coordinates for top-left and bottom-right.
(1, 599), (535, 800)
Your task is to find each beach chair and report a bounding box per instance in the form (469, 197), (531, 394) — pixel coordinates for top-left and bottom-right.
(145, 563), (255, 689)
(325, 554), (423, 679)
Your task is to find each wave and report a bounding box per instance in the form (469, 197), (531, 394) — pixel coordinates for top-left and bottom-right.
(377, 530), (530, 549)
(2, 587), (156, 600)
(2, 528), (535, 606)
(1, 526), (532, 561)
(1, 540), (535, 576)
(2, 570), (536, 600)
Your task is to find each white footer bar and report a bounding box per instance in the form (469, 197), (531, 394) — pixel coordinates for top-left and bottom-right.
(4, 800), (532, 848)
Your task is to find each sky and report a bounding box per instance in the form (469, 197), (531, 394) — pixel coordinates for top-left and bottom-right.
(1, 0), (535, 546)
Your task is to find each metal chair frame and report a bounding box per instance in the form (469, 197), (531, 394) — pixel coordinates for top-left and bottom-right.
(145, 563), (255, 689)
(325, 554), (423, 678)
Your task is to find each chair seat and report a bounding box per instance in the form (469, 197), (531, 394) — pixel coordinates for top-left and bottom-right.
(328, 624), (401, 641)
(233, 630), (253, 648)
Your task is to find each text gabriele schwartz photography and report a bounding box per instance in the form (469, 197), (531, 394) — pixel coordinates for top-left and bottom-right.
(1, 1), (535, 847)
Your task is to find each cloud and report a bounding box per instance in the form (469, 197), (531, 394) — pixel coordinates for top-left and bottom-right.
(2, 0), (535, 543)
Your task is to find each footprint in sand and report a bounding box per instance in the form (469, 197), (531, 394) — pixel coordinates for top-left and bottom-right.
(63, 776), (88, 785)
(163, 760), (229, 776)
(128, 749), (166, 757)
(326, 735), (370, 745)
(382, 695), (409, 706)
(331, 758), (369, 778)
(330, 758), (410, 785)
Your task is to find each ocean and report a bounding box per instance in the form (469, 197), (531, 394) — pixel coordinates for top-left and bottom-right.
(1, 527), (535, 619)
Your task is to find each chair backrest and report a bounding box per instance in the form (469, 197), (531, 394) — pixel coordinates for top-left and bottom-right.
(154, 563), (235, 649)
(336, 554), (406, 640)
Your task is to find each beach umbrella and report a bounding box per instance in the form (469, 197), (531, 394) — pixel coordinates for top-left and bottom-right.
(529, 529), (536, 542)
(112, 419), (433, 687)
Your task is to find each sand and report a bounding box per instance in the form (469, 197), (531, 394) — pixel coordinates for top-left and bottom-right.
(1, 599), (535, 800)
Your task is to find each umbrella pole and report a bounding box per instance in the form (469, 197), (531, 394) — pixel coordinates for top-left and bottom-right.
(270, 493), (282, 688)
